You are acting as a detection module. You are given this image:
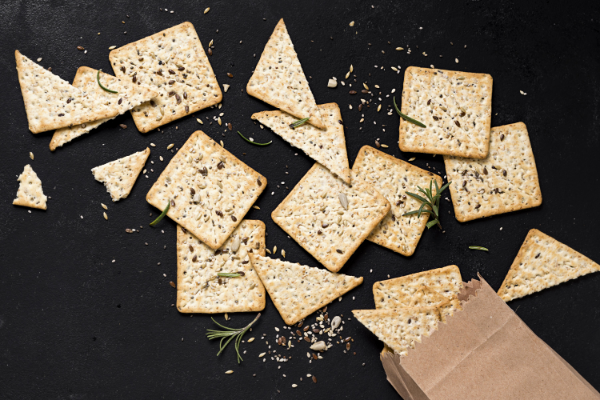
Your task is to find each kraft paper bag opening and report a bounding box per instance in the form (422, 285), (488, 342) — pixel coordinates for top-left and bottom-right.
(381, 276), (600, 400)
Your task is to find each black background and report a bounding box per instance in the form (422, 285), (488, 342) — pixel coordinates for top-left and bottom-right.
(1, 0), (599, 399)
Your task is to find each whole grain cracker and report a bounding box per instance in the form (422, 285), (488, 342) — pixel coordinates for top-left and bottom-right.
(92, 147), (150, 201)
(271, 163), (390, 272)
(444, 122), (542, 222)
(498, 229), (600, 302)
(109, 22), (222, 133)
(177, 220), (266, 313)
(252, 103), (350, 183)
(13, 164), (47, 210)
(146, 130), (267, 250)
(352, 146), (443, 255)
(249, 254), (363, 325)
(246, 19), (324, 129)
(50, 67), (158, 151)
(398, 66), (493, 158)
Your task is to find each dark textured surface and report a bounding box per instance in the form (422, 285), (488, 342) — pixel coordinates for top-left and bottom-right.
(1, 0), (599, 399)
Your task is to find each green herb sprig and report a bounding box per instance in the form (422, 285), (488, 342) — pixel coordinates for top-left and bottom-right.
(469, 246), (489, 251)
(217, 272), (245, 278)
(393, 97), (426, 128)
(289, 117), (309, 129)
(149, 202), (170, 226)
(97, 70), (118, 94)
(237, 131), (272, 146)
(206, 313), (261, 364)
(402, 179), (451, 229)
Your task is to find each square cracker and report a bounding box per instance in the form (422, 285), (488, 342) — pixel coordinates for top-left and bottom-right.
(398, 66), (493, 158)
(352, 146), (443, 256)
(271, 163), (390, 272)
(249, 254), (363, 325)
(498, 229), (600, 302)
(146, 130), (267, 250)
(177, 220), (266, 313)
(252, 103), (350, 183)
(13, 164), (47, 210)
(92, 147), (150, 202)
(444, 122), (542, 222)
(109, 22), (222, 133)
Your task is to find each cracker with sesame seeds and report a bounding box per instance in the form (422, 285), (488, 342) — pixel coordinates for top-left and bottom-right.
(498, 229), (600, 302)
(177, 220), (267, 314)
(13, 164), (47, 210)
(249, 254), (363, 325)
(252, 103), (351, 184)
(246, 19), (325, 129)
(271, 163), (390, 272)
(109, 21), (222, 133)
(444, 122), (542, 222)
(398, 66), (493, 158)
(146, 130), (267, 250)
(352, 146), (443, 256)
(92, 147), (150, 202)
(49, 67), (158, 151)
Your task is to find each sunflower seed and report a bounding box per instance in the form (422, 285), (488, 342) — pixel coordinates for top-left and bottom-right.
(310, 341), (327, 352)
(225, 370), (233, 374)
(204, 7), (210, 14)
(338, 193), (349, 210)
(231, 237), (241, 253)
(247, 337), (255, 343)
(331, 316), (342, 330)
(101, 203), (108, 210)
(258, 352), (266, 358)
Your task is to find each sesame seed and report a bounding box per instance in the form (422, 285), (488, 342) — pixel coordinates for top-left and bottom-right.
(101, 203), (108, 210)
(167, 143), (174, 150)
(29, 152), (34, 160)
(225, 370), (233, 375)
(103, 212), (108, 220)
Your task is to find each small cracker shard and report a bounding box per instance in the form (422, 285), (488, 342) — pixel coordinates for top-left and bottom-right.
(92, 147), (150, 202)
(177, 220), (266, 313)
(146, 130), (267, 250)
(246, 19), (325, 129)
(498, 229), (600, 302)
(252, 103), (350, 183)
(271, 163), (390, 272)
(13, 164), (47, 210)
(444, 122), (542, 222)
(352, 145), (443, 256)
(249, 254), (362, 325)
(398, 66), (493, 158)
(50, 67), (158, 151)
(109, 22), (222, 133)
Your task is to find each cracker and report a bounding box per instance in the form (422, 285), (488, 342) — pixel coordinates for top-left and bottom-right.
(398, 66), (493, 158)
(271, 163), (390, 272)
(246, 19), (324, 129)
(109, 22), (222, 133)
(249, 254), (363, 325)
(50, 67), (158, 151)
(252, 103), (350, 183)
(373, 265), (462, 309)
(444, 122), (542, 222)
(352, 146), (443, 255)
(177, 220), (266, 313)
(13, 164), (47, 210)
(91, 147), (150, 202)
(146, 130), (267, 250)
(498, 229), (600, 302)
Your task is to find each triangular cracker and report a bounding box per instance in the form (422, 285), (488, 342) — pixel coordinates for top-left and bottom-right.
(177, 220), (266, 313)
(252, 103), (350, 183)
(92, 147), (150, 202)
(50, 67), (158, 151)
(249, 254), (363, 325)
(247, 19), (325, 129)
(498, 229), (600, 302)
(13, 164), (47, 210)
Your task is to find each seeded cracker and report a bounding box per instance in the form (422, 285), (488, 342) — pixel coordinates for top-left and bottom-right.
(252, 103), (351, 183)
(352, 146), (443, 255)
(498, 229), (600, 302)
(271, 163), (390, 272)
(13, 164), (47, 210)
(177, 220), (266, 313)
(92, 148), (150, 202)
(398, 66), (493, 158)
(146, 130), (267, 250)
(249, 254), (363, 325)
(246, 19), (325, 129)
(109, 22), (222, 133)
(444, 122), (542, 222)
(50, 67), (158, 151)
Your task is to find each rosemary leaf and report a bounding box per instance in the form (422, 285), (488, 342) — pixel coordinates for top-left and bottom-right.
(217, 272), (244, 278)
(237, 131), (272, 146)
(97, 70), (118, 94)
(426, 219), (439, 229)
(149, 202), (170, 226)
(393, 96), (426, 128)
(289, 117), (309, 129)
(469, 246), (489, 251)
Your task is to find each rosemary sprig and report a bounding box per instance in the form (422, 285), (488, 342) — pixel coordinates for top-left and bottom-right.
(217, 272), (245, 278)
(97, 70), (118, 94)
(402, 179), (451, 229)
(237, 131), (272, 146)
(289, 117), (309, 129)
(393, 96), (426, 128)
(206, 313), (261, 364)
(149, 202), (170, 226)
(469, 246), (489, 251)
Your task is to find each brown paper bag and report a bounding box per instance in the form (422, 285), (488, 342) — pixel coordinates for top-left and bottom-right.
(381, 276), (600, 400)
